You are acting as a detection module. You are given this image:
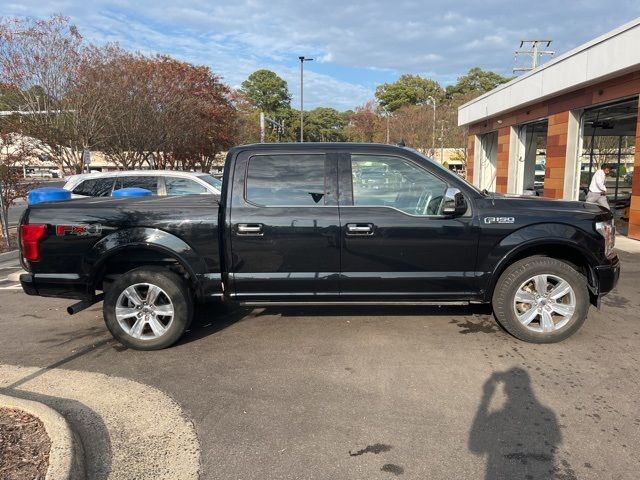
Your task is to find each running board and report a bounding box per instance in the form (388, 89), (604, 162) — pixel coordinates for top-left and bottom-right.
(239, 300), (470, 307)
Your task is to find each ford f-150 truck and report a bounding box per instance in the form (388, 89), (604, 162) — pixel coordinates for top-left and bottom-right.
(18, 143), (620, 350)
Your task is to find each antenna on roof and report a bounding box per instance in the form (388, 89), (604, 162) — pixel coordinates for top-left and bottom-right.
(397, 138), (406, 147)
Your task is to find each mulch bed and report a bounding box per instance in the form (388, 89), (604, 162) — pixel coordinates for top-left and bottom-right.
(0, 407), (51, 480)
(0, 231), (18, 255)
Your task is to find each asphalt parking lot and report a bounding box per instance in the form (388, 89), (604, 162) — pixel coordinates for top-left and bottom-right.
(1, 250), (639, 479)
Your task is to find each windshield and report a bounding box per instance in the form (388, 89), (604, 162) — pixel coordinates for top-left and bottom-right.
(197, 174), (222, 191)
(408, 148), (484, 196)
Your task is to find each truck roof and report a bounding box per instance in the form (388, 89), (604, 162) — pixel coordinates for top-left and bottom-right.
(228, 142), (414, 153)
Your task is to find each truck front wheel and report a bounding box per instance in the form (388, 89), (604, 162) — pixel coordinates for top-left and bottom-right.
(103, 267), (193, 350)
(492, 257), (589, 343)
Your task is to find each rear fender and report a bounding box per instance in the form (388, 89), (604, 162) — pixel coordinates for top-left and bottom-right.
(82, 227), (209, 297)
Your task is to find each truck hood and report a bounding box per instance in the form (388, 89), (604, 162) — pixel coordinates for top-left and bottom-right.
(486, 193), (609, 217)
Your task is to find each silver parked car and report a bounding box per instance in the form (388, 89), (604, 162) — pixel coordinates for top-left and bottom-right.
(63, 170), (222, 198)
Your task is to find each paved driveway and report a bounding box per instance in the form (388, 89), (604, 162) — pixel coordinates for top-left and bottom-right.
(0, 250), (638, 479)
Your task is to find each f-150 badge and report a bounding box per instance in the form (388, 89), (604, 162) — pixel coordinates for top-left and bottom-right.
(484, 217), (515, 224)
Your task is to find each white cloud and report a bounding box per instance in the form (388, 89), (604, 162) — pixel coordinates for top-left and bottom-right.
(3, 0), (640, 109)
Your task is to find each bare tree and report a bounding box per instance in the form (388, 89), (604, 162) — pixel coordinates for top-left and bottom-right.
(0, 16), (107, 173)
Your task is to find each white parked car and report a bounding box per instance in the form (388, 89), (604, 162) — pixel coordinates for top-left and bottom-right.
(63, 170), (222, 198)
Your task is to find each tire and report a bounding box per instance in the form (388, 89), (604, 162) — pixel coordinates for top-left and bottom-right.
(492, 257), (589, 343)
(103, 266), (193, 350)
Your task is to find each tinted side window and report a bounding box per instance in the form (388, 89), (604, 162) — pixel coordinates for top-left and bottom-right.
(246, 154), (326, 206)
(72, 179), (97, 196)
(72, 178), (114, 196)
(165, 177), (208, 195)
(351, 155), (447, 216)
(115, 176), (158, 194)
(93, 178), (116, 196)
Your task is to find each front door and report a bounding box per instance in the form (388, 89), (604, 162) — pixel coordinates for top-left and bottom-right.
(338, 152), (479, 300)
(228, 151), (341, 301)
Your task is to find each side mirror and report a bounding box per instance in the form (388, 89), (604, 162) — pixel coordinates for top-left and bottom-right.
(442, 187), (467, 216)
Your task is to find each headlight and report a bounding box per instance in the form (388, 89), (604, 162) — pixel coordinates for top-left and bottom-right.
(595, 219), (615, 257)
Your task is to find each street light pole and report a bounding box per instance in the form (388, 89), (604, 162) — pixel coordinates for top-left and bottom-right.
(299, 56), (313, 142)
(426, 95), (436, 157)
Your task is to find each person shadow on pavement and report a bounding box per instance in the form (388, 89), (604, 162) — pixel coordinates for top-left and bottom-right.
(469, 368), (562, 480)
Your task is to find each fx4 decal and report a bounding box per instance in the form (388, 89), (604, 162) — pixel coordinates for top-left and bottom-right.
(56, 224), (103, 237)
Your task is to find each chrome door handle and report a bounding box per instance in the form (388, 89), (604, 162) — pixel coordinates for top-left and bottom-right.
(237, 223), (263, 235)
(346, 223), (374, 235)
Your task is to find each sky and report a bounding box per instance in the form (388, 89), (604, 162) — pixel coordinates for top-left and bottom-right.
(2, 1), (640, 110)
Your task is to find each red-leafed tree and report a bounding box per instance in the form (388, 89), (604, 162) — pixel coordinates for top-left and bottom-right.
(347, 100), (381, 143)
(77, 50), (237, 171)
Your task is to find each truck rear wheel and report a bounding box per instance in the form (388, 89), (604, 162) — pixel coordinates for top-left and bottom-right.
(103, 267), (193, 350)
(492, 257), (589, 343)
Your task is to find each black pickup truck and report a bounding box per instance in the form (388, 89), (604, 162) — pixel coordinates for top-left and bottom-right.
(19, 143), (620, 350)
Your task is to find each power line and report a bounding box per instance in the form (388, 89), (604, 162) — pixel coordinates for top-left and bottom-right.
(513, 40), (554, 74)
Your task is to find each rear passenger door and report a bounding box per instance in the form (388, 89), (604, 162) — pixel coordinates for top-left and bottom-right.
(228, 151), (341, 301)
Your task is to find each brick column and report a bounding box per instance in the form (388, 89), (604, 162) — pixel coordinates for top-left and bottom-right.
(466, 134), (474, 184)
(544, 112), (569, 199)
(496, 127), (510, 193)
(628, 101), (640, 240)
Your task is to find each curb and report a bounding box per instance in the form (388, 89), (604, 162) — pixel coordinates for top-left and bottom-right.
(0, 393), (85, 480)
(7, 270), (25, 282)
(615, 235), (640, 254)
(0, 250), (18, 262)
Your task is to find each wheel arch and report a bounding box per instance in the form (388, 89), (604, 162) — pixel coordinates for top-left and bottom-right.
(485, 239), (598, 304)
(82, 227), (207, 299)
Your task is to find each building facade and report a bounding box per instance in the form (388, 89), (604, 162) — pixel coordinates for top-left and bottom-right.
(458, 18), (640, 239)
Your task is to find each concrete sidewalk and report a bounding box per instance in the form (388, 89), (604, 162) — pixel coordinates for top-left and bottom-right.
(616, 234), (640, 253)
(0, 362), (200, 479)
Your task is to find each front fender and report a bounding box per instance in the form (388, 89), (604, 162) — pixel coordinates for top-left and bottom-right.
(479, 223), (601, 301)
(81, 227), (208, 287)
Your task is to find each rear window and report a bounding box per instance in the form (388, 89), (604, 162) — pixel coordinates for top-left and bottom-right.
(72, 178), (115, 196)
(115, 176), (159, 194)
(198, 175), (222, 191)
(246, 154), (326, 206)
(165, 177), (209, 195)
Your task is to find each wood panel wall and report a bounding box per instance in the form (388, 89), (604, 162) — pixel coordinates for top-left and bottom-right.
(629, 111), (640, 240)
(466, 134), (474, 183)
(496, 127), (510, 193)
(543, 112), (569, 199)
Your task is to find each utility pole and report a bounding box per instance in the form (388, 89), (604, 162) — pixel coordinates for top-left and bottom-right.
(380, 107), (391, 144)
(299, 56), (314, 142)
(513, 40), (554, 74)
(386, 114), (390, 144)
(426, 96), (436, 157)
(260, 112), (285, 142)
(0, 182), (9, 248)
(440, 121), (445, 164)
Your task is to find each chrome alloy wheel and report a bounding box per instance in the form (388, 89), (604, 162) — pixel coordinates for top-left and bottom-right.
(115, 283), (174, 340)
(512, 274), (576, 333)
